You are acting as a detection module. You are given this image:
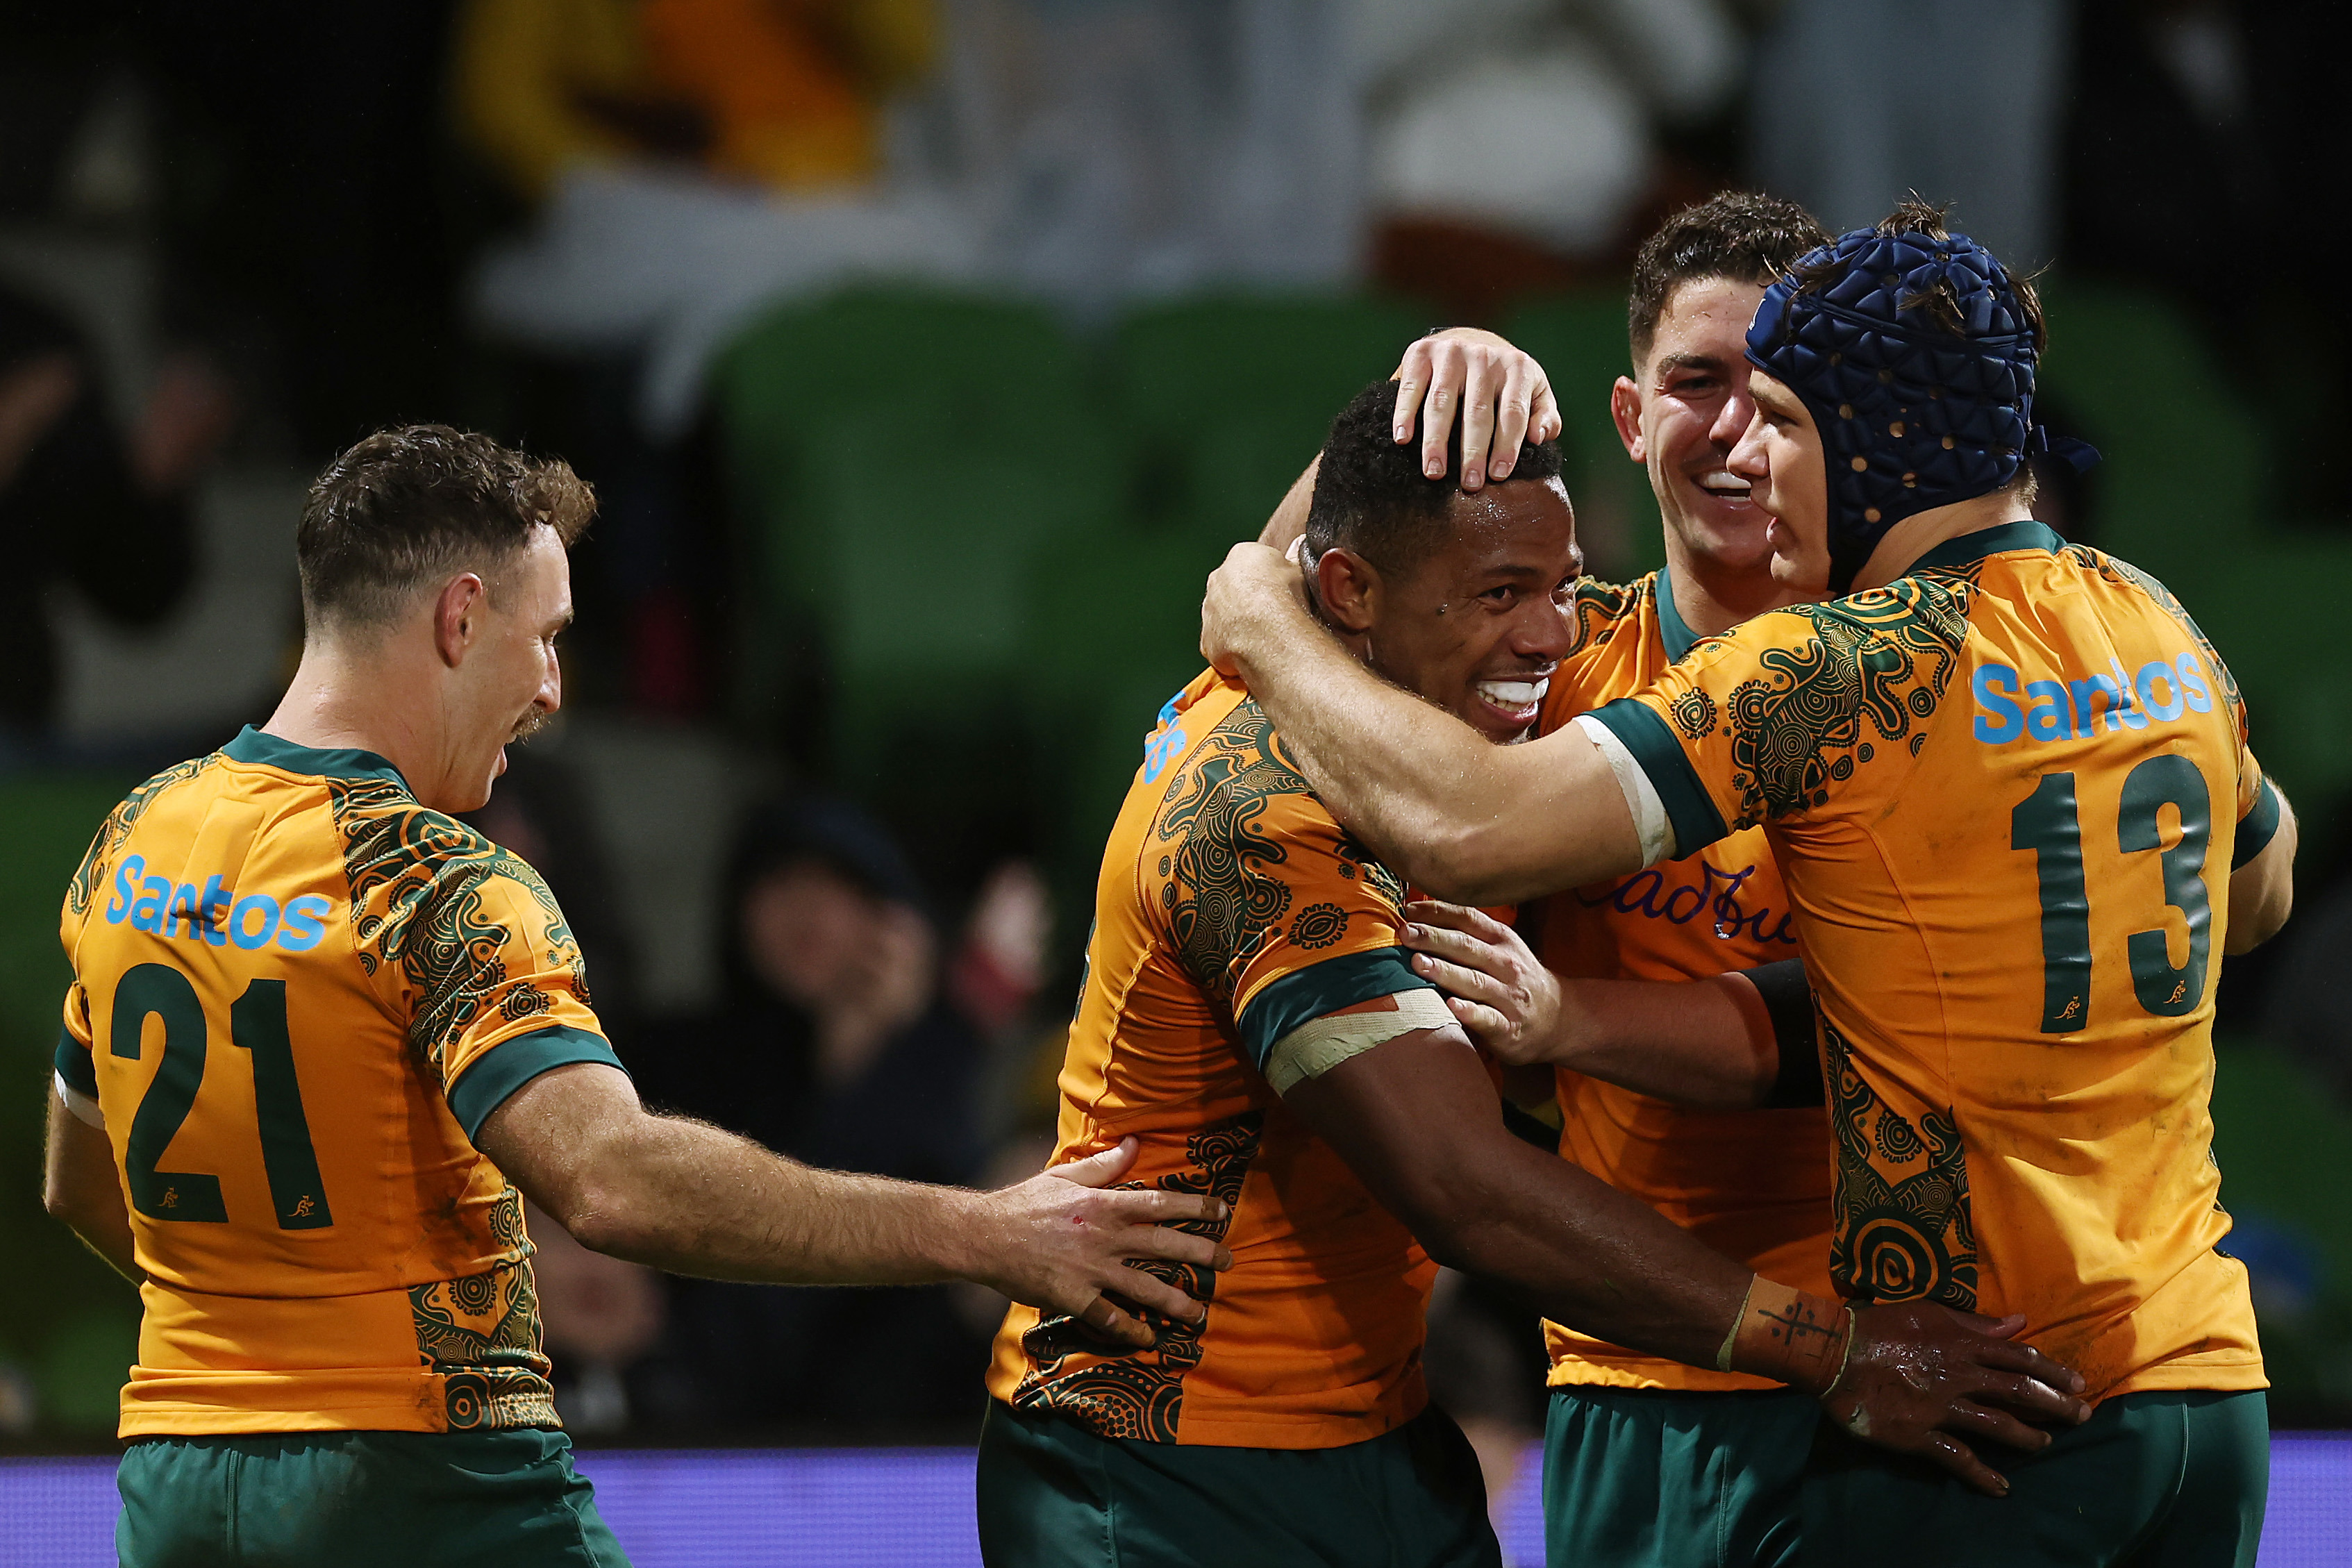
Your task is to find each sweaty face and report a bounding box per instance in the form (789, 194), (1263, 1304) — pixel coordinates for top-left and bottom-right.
(451, 527), (571, 811)
(1623, 277), (1775, 575)
(1730, 369), (1833, 595)
(1360, 477), (1580, 744)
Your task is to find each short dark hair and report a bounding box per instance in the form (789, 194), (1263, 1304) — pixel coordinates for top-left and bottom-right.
(297, 424), (595, 630)
(1627, 191), (1830, 369)
(1304, 380), (1563, 575)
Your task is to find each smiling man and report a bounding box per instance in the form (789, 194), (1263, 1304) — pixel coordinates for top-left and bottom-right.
(983, 368), (2088, 1568)
(1202, 203), (2297, 1563)
(1410, 192), (1842, 1568)
(42, 425), (1233, 1568)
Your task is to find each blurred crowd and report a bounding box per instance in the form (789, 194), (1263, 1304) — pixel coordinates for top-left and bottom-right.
(4, 0), (2351, 1443)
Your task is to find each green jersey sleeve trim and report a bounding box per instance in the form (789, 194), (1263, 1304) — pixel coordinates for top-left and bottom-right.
(1235, 948), (1437, 1073)
(2233, 777), (2283, 870)
(447, 1024), (626, 1141)
(1587, 697), (1730, 856)
(54, 1024), (97, 1099)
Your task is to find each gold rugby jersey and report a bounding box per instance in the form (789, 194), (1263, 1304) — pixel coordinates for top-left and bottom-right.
(1532, 567), (1835, 1393)
(1583, 524), (2280, 1401)
(54, 728), (622, 1436)
(988, 670), (1453, 1447)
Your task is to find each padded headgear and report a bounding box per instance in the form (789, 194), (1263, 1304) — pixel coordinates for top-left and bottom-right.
(1744, 221), (2096, 593)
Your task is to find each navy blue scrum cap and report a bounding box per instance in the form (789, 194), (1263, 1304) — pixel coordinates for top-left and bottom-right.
(1744, 217), (2097, 592)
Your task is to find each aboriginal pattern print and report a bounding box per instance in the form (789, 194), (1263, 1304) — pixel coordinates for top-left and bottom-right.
(1331, 829), (1407, 909)
(1821, 1016), (1978, 1310)
(326, 778), (587, 1080)
(1152, 700), (1312, 1009)
(2068, 546), (2246, 719)
(1011, 1112), (1262, 1441)
(1718, 576), (1974, 829)
(64, 753), (224, 918)
(1562, 576), (1644, 659)
(407, 1188), (559, 1430)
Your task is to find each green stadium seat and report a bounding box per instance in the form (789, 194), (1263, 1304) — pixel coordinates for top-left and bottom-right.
(2039, 283), (2352, 805)
(0, 773), (148, 1434)
(1110, 292), (1432, 547)
(1501, 290), (1662, 581)
(1019, 524), (1226, 895)
(711, 285), (1101, 730)
(715, 283), (1090, 537)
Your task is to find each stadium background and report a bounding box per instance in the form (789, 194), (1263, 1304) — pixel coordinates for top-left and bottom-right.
(1, 1), (2345, 1560)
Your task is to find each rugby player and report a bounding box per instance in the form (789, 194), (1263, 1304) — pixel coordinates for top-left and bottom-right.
(1202, 204), (2296, 1563)
(42, 426), (1233, 1567)
(1392, 192), (1844, 1568)
(981, 344), (2087, 1568)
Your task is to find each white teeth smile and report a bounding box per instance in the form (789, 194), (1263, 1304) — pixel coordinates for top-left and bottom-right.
(1697, 470), (1751, 497)
(1476, 678), (1549, 711)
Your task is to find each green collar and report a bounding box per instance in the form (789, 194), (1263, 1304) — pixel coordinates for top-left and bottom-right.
(224, 726), (409, 787)
(1905, 520), (2065, 576)
(1653, 564), (1702, 662)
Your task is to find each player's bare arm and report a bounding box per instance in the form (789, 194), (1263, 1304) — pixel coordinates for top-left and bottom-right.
(42, 1085), (144, 1287)
(1258, 328), (1562, 553)
(2226, 783), (2295, 953)
(1283, 1024), (2088, 1496)
(478, 1061), (1230, 1349)
(1201, 540), (1641, 903)
(1400, 901), (1787, 1110)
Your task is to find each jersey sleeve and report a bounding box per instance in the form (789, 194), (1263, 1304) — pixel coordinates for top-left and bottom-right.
(53, 981), (98, 1103)
(406, 851), (625, 1140)
(1584, 583), (1972, 862)
(2232, 748), (2283, 869)
(1176, 790), (1449, 1100)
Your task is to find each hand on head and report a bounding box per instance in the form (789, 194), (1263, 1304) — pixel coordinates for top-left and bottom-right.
(1390, 328), (1562, 490)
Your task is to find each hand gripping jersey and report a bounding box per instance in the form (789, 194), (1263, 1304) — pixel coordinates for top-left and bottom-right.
(1580, 524), (2280, 1401)
(52, 729), (623, 1437)
(1531, 567), (1835, 1394)
(986, 670), (1454, 1447)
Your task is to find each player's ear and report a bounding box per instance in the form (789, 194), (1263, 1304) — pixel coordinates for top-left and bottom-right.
(1315, 548), (1381, 633)
(1611, 376), (1645, 462)
(433, 574), (487, 668)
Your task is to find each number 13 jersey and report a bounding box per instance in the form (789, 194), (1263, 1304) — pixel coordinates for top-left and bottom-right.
(1580, 522), (2280, 1402)
(53, 728), (623, 1437)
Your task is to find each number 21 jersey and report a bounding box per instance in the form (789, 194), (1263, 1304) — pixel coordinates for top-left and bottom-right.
(53, 728), (622, 1437)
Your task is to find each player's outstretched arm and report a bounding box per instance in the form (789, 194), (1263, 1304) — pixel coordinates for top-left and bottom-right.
(1202, 542), (1642, 903)
(2226, 785), (2295, 954)
(1398, 901), (1805, 1110)
(42, 1086), (144, 1287)
(1256, 328), (1562, 552)
(478, 1062), (1231, 1349)
(1285, 1026), (2089, 1497)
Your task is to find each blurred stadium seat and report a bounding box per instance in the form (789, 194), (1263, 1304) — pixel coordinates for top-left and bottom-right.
(1502, 290), (1660, 581)
(0, 776), (144, 1433)
(712, 285), (1096, 735)
(1110, 292), (1429, 548)
(2040, 281), (2352, 808)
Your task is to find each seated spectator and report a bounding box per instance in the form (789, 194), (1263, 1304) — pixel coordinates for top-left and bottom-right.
(635, 794), (991, 1431)
(0, 282), (227, 736)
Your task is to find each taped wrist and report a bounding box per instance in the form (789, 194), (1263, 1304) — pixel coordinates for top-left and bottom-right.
(1715, 1276), (1852, 1394)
